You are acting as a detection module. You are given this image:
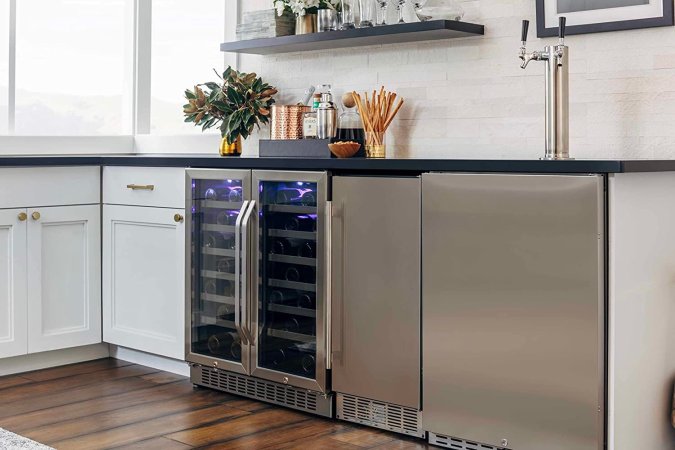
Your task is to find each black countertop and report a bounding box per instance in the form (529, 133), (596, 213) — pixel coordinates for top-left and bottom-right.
(0, 154), (674, 173)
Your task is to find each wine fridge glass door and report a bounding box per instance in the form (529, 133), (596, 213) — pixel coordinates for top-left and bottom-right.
(251, 171), (328, 393)
(186, 170), (252, 374)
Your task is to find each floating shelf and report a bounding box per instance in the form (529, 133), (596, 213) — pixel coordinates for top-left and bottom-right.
(220, 19), (484, 55)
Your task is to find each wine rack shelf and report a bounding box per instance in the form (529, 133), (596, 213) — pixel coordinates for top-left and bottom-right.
(267, 328), (315, 343)
(201, 269), (236, 281)
(268, 254), (316, 267)
(201, 200), (243, 210)
(269, 229), (316, 240)
(203, 223), (237, 233)
(202, 247), (236, 257)
(269, 278), (317, 292)
(268, 303), (317, 318)
(195, 313), (236, 329)
(221, 20), (485, 55)
(267, 204), (316, 214)
(201, 292), (235, 305)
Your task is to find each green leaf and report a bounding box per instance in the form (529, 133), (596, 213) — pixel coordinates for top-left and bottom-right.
(204, 82), (220, 90)
(184, 90), (196, 100)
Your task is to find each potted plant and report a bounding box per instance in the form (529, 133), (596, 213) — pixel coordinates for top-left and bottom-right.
(183, 66), (277, 157)
(274, 0), (341, 34)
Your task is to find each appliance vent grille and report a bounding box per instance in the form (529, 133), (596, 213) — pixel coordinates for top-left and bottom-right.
(192, 365), (331, 417)
(337, 393), (424, 438)
(428, 432), (510, 450)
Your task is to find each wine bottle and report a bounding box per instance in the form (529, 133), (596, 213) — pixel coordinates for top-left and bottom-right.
(285, 266), (316, 283)
(284, 214), (317, 232)
(268, 289), (298, 305)
(292, 342), (317, 374)
(298, 241), (317, 258)
(300, 191), (316, 206)
(275, 188), (304, 204)
(203, 232), (235, 249)
(216, 258), (234, 274)
(264, 348), (286, 367)
(216, 304), (234, 320)
(203, 279), (234, 297)
(230, 340), (242, 360)
(281, 317), (315, 335)
(271, 238), (300, 255)
(207, 331), (239, 356)
(215, 211), (237, 226)
(297, 293), (316, 309)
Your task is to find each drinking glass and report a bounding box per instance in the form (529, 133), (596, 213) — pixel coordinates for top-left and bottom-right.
(376, 0), (388, 25)
(396, 0), (406, 23)
(413, 0), (431, 21)
(341, 0), (356, 29)
(358, 0), (375, 27)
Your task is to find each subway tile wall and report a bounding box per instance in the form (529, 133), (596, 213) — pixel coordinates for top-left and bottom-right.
(239, 0), (675, 159)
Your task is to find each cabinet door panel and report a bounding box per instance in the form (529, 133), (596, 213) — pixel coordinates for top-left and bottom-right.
(103, 205), (185, 360)
(27, 205), (101, 353)
(0, 209), (27, 359)
(331, 177), (421, 409)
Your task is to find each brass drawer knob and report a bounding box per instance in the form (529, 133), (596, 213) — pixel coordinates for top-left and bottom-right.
(17, 212), (27, 221)
(174, 214), (184, 223)
(31, 211), (41, 221)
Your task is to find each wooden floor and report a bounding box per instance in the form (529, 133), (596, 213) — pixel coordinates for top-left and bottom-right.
(0, 358), (430, 449)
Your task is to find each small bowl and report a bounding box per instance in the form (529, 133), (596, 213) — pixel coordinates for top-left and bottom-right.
(329, 141), (361, 159)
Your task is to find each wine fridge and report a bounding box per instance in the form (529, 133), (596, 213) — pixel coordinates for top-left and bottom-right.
(185, 169), (332, 417)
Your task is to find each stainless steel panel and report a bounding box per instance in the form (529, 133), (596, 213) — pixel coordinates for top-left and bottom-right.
(332, 176), (421, 409)
(422, 173), (604, 450)
(250, 170), (329, 393)
(185, 169), (252, 375)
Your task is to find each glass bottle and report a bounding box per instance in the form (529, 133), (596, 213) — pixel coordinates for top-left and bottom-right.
(335, 92), (365, 149)
(341, 0), (356, 29)
(414, 0), (464, 21)
(358, 0), (375, 27)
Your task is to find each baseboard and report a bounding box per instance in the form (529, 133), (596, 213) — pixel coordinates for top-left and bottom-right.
(0, 343), (111, 376)
(109, 345), (189, 377)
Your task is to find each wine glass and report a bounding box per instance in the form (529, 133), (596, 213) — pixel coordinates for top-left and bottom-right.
(396, 0), (406, 23)
(413, 0), (431, 21)
(376, 0), (388, 25)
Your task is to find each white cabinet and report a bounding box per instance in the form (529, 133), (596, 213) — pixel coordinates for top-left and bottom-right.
(27, 205), (101, 353)
(0, 209), (27, 359)
(102, 204), (185, 360)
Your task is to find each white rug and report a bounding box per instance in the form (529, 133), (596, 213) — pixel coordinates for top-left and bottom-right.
(0, 429), (53, 450)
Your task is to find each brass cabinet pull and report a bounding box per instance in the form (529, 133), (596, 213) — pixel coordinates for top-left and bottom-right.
(174, 214), (184, 223)
(31, 211), (40, 221)
(126, 184), (155, 191)
(17, 212), (27, 222)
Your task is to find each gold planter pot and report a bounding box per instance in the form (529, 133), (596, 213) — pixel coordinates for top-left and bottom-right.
(295, 14), (317, 35)
(219, 136), (242, 157)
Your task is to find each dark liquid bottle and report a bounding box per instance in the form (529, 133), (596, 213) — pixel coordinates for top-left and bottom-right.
(216, 258), (234, 274)
(216, 304), (234, 320)
(203, 279), (234, 297)
(336, 127), (365, 146)
(215, 211), (238, 226)
(300, 191), (316, 207)
(283, 214), (317, 232)
(269, 289), (298, 305)
(271, 238), (300, 255)
(207, 332), (239, 356)
(298, 293), (316, 309)
(298, 241), (316, 258)
(203, 232), (235, 249)
(275, 188), (304, 205)
(264, 348), (286, 367)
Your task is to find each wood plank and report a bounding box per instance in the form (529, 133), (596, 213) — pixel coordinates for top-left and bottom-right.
(116, 437), (193, 450)
(20, 358), (133, 382)
(0, 364), (158, 404)
(167, 408), (308, 447)
(140, 371), (187, 385)
(23, 388), (233, 444)
(370, 439), (431, 449)
(200, 419), (350, 450)
(0, 375), (32, 390)
(0, 380), (196, 432)
(330, 427), (398, 448)
(284, 436), (363, 450)
(0, 376), (158, 419)
(49, 404), (248, 450)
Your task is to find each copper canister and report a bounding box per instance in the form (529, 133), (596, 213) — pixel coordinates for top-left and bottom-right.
(271, 105), (310, 140)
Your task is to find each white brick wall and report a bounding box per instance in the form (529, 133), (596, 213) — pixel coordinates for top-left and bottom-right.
(238, 0), (675, 160)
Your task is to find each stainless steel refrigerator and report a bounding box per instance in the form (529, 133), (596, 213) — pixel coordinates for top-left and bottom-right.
(185, 169), (331, 416)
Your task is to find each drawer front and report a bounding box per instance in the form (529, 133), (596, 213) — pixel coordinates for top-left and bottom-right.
(103, 166), (185, 208)
(0, 166), (100, 209)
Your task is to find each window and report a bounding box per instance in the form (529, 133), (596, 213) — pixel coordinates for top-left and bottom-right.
(0, 0), (9, 135)
(150, 0), (226, 135)
(14, 0), (132, 135)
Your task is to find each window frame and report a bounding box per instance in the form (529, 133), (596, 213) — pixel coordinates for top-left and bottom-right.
(0, 0), (239, 154)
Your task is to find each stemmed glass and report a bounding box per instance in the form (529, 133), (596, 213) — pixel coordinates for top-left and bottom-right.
(376, 0), (388, 25)
(396, 0), (406, 23)
(413, 0), (431, 21)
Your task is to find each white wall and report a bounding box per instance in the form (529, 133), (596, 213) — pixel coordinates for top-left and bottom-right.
(238, 0), (675, 160)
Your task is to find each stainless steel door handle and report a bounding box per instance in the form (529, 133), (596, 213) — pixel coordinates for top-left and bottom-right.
(241, 200), (256, 346)
(234, 200), (250, 345)
(325, 201), (332, 370)
(331, 201), (344, 363)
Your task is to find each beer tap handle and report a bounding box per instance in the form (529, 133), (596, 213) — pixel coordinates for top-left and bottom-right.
(558, 16), (566, 42)
(521, 19), (529, 45)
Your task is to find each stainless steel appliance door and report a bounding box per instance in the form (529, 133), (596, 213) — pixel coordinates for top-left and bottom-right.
(185, 169), (253, 375)
(422, 173), (604, 450)
(331, 176), (421, 409)
(250, 170), (328, 393)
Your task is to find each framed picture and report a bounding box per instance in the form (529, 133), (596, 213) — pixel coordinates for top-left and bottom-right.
(536, 0), (674, 36)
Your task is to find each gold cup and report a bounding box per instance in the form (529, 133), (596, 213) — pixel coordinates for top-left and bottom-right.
(365, 131), (386, 158)
(219, 136), (242, 157)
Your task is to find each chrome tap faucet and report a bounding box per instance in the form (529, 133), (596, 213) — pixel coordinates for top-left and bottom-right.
(519, 17), (570, 160)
